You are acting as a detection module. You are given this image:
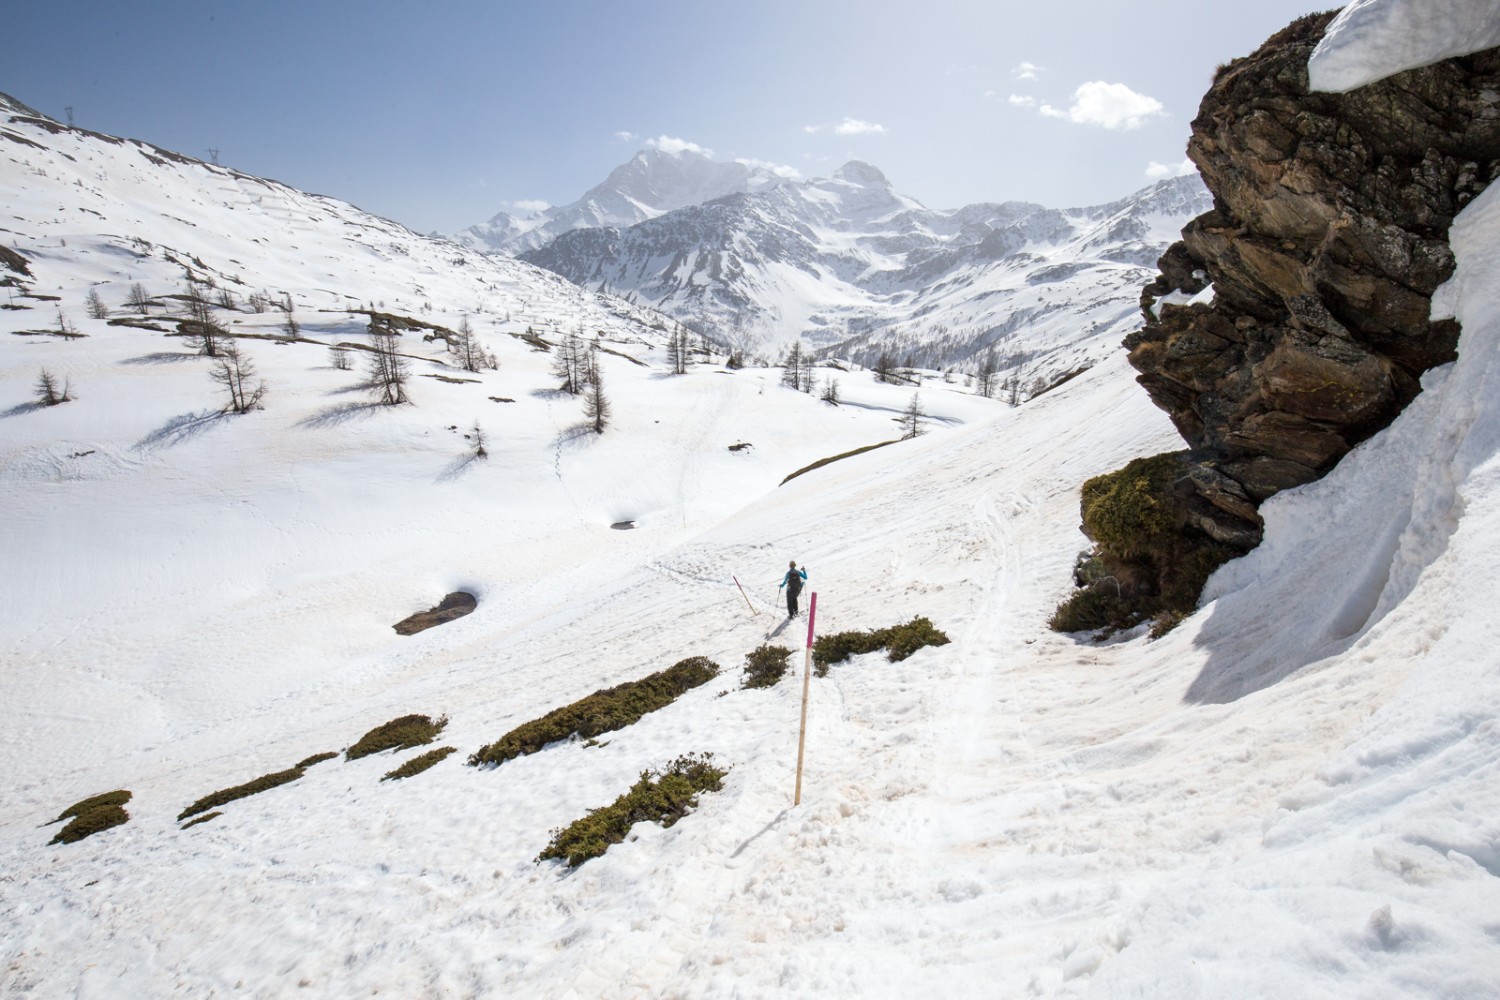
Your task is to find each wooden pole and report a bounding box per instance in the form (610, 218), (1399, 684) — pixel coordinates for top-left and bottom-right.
(794, 592), (817, 806)
(732, 575), (758, 616)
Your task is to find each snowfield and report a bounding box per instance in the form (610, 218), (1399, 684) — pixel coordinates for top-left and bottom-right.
(4, 5), (1500, 996)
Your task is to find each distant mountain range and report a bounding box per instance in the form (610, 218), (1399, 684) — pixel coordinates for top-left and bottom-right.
(449, 147), (1211, 377)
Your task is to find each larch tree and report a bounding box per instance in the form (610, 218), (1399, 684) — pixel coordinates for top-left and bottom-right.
(208, 340), (267, 414)
(367, 327), (411, 405)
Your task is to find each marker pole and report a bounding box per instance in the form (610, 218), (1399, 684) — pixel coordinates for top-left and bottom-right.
(793, 592), (818, 806)
(732, 575), (758, 616)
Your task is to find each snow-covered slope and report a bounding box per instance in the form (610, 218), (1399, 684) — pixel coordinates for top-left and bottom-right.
(5, 5), (1500, 988)
(520, 160), (1210, 378)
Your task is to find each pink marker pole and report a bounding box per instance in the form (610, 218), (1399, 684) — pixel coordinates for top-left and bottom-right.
(794, 592), (817, 806)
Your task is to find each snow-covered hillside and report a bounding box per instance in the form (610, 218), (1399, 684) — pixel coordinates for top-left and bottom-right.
(519, 159), (1209, 377)
(5, 4), (1500, 992)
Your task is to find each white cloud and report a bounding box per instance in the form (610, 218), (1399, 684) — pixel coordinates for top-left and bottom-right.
(736, 157), (802, 180)
(1012, 61), (1043, 81)
(834, 118), (888, 136)
(1145, 158), (1197, 180)
(1038, 81), (1166, 130)
(508, 199), (550, 215)
(805, 118), (889, 137)
(613, 130), (637, 143)
(1007, 94), (1037, 108)
(645, 135), (713, 156)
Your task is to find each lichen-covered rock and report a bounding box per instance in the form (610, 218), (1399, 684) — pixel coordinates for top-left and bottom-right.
(1126, 11), (1500, 547)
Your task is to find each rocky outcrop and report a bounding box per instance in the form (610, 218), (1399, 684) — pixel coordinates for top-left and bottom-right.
(1126, 12), (1500, 546)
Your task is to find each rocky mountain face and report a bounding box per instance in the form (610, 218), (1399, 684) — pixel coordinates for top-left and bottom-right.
(449, 148), (793, 255)
(1125, 11), (1500, 551)
(519, 159), (1211, 373)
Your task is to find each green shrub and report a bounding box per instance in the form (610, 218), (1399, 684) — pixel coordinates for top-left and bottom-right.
(469, 657), (719, 768)
(1047, 586), (1142, 634)
(50, 790), (132, 845)
(181, 811), (222, 830)
(179, 767), (307, 821)
(884, 616), (952, 662)
(346, 714), (448, 761)
(54, 790), (131, 822)
(1080, 452), (1187, 559)
(812, 617), (950, 676)
(536, 754), (727, 867)
(296, 751), (338, 769)
(382, 746), (457, 781)
(742, 644), (793, 689)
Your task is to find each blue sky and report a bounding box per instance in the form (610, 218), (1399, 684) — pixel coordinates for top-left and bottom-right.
(8, 0), (1329, 234)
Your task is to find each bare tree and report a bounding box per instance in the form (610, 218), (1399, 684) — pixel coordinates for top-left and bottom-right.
(329, 344), (353, 370)
(551, 331), (587, 395)
(280, 293), (299, 341)
(125, 282), (152, 314)
(820, 377), (841, 405)
(367, 327), (410, 405)
(976, 349), (998, 399)
(85, 288), (109, 320)
(781, 341), (803, 390)
(246, 290), (270, 314)
(873, 351), (897, 384)
(216, 287), (237, 310)
(583, 347), (610, 433)
(901, 391), (926, 439)
(451, 315), (495, 373)
(35, 368), (73, 406)
(799, 350), (816, 394)
(665, 329), (685, 375)
(54, 308), (81, 339)
(470, 420), (488, 459)
(208, 341), (267, 413)
(183, 281), (225, 356)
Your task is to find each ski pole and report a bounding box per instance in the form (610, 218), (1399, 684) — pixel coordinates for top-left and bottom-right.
(733, 575), (758, 616)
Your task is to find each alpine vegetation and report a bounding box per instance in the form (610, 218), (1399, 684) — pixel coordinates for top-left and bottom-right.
(812, 617), (951, 676)
(535, 753), (727, 868)
(467, 657), (719, 767)
(345, 714), (449, 761)
(49, 790), (132, 845)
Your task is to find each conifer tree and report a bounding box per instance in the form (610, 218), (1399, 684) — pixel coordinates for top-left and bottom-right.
(367, 327), (410, 405)
(901, 391), (926, 439)
(583, 347), (610, 433)
(208, 341), (267, 413)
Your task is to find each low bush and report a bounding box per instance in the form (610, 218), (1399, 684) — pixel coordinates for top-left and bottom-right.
(50, 790), (131, 845)
(1080, 452), (1185, 560)
(1047, 586), (1142, 634)
(781, 440), (900, 485)
(468, 657), (719, 768)
(296, 751), (338, 769)
(742, 644), (793, 689)
(181, 811), (222, 830)
(179, 768), (306, 821)
(812, 617), (951, 676)
(346, 714), (448, 761)
(382, 746), (457, 781)
(536, 754), (727, 868)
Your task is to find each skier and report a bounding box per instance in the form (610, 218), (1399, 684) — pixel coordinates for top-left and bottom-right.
(779, 559), (808, 618)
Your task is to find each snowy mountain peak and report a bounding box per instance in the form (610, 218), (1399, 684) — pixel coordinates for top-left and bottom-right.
(831, 160), (892, 187)
(451, 146), (793, 254)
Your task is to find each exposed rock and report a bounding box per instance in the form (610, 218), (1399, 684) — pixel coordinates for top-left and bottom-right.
(393, 592), (477, 635)
(1125, 11), (1500, 549)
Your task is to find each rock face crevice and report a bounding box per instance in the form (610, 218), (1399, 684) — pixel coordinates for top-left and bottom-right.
(1126, 11), (1500, 545)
